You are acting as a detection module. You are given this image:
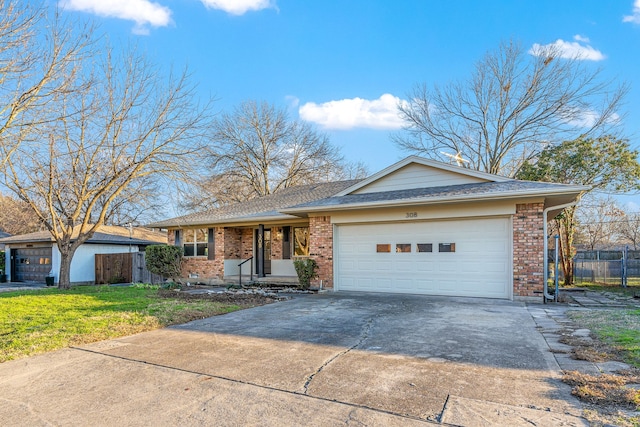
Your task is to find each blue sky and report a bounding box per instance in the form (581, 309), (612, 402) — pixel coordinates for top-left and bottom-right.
(58, 0), (640, 208)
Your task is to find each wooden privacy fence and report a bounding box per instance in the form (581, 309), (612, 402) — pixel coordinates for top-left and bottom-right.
(95, 252), (164, 285)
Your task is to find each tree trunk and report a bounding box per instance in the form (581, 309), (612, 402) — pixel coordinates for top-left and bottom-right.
(57, 244), (79, 289)
(555, 208), (577, 286)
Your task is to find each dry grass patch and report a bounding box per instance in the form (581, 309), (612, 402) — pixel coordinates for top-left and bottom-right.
(563, 370), (640, 408)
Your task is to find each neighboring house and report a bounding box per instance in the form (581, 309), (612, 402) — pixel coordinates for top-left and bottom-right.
(0, 226), (167, 284)
(0, 231), (11, 251)
(150, 156), (586, 300)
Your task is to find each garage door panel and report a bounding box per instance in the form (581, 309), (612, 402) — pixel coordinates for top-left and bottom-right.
(336, 218), (511, 299)
(415, 261), (434, 272)
(437, 261), (459, 273)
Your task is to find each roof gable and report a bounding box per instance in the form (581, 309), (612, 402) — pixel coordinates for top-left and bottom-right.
(339, 156), (511, 195)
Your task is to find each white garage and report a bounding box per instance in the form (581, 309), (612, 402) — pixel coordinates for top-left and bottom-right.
(335, 217), (511, 299)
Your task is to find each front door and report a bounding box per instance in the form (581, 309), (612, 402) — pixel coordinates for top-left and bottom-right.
(255, 228), (272, 276)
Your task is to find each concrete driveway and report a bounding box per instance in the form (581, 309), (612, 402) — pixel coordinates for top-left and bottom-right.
(0, 293), (586, 426)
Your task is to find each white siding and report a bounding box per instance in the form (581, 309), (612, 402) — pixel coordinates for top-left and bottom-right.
(50, 244), (140, 283)
(352, 163), (488, 194)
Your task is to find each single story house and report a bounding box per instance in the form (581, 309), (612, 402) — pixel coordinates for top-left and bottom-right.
(0, 226), (167, 284)
(150, 156), (586, 300)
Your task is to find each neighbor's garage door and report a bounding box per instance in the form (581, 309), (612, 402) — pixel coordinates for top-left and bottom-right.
(335, 217), (511, 298)
(12, 248), (52, 282)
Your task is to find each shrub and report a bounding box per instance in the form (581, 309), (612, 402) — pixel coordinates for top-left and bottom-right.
(145, 245), (183, 281)
(293, 258), (318, 289)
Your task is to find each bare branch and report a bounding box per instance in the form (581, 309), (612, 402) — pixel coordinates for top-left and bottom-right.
(396, 39), (628, 176)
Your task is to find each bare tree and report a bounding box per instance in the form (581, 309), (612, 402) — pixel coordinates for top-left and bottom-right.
(0, 1), (91, 160)
(396, 40), (627, 176)
(0, 42), (212, 288)
(619, 212), (640, 250)
(574, 196), (625, 251)
(180, 100), (365, 210)
(0, 193), (43, 235)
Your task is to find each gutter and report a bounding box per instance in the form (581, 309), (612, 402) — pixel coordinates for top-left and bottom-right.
(543, 201), (579, 302)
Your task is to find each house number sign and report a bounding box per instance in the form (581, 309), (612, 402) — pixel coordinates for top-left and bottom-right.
(405, 212), (418, 218)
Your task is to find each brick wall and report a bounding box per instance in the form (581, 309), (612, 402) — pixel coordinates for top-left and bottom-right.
(224, 227), (242, 258)
(513, 203), (545, 297)
(271, 226), (283, 260)
(179, 227), (225, 280)
(309, 216), (333, 288)
(241, 228), (253, 259)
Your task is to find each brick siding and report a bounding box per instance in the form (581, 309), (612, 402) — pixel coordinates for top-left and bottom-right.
(513, 203), (545, 297)
(224, 227), (241, 259)
(309, 216), (333, 288)
(271, 226), (283, 260)
(178, 227), (226, 280)
(239, 228), (252, 259)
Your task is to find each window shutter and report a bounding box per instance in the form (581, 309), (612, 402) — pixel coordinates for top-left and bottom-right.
(207, 228), (215, 260)
(174, 230), (182, 247)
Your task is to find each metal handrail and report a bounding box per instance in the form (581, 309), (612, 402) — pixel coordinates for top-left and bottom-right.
(237, 257), (254, 287)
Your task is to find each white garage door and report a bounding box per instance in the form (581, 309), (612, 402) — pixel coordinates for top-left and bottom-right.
(335, 217), (511, 299)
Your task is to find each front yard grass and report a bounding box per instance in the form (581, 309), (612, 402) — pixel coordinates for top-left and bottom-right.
(0, 285), (243, 363)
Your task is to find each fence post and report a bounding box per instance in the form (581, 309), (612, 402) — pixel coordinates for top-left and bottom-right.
(622, 246), (628, 288)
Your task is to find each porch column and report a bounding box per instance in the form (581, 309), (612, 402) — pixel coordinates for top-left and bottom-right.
(257, 224), (265, 277)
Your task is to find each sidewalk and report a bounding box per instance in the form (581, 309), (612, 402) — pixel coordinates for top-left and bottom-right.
(527, 303), (632, 376)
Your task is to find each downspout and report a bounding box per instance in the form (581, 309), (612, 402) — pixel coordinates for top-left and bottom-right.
(543, 201), (578, 302)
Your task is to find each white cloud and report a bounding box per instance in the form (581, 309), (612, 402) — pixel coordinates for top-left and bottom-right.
(573, 34), (590, 43)
(199, 0), (274, 15)
(529, 35), (605, 61)
(299, 94), (408, 130)
(562, 107), (620, 129)
(623, 0), (640, 24)
(60, 0), (172, 34)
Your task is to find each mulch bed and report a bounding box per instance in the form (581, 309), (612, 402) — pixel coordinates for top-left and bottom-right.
(157, 288), (283, 306)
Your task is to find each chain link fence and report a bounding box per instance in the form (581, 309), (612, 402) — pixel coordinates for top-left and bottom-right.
(573, 249), (640, 286)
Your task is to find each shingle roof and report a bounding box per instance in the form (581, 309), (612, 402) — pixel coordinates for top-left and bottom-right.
(282, 180), (588, 212)
(0, 225), (167, 246)
(149, 180), (362, 228)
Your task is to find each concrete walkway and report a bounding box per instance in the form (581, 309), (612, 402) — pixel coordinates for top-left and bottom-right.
(0, 293), (589, 426)
(527, 303), (633, 377)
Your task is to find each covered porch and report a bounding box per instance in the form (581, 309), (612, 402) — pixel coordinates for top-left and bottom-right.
(175, 221), (313, 283)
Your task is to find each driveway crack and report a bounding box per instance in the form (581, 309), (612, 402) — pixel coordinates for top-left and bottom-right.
(302, 317), (373, 395)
